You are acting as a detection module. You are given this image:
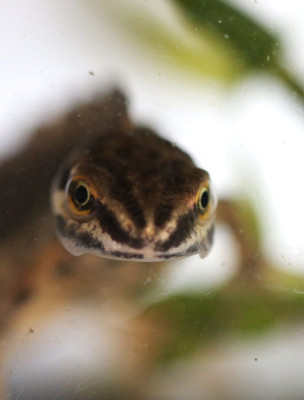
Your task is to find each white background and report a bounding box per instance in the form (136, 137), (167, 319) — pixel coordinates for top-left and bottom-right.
(2, 1), (304, 398)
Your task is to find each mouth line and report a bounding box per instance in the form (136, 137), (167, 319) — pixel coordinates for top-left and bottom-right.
(104, 250), (144, 260)
(101, 243), (199, 262)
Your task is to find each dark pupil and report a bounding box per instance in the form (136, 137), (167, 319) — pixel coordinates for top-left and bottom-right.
(75, 185), (89, 205)
(200, 190), (209, 209)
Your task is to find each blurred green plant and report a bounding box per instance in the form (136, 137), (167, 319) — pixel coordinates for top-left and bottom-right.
(141, 286), (304, 365)
(116, 0), (304, 102)
(113, 0), (243, 83)
(174, 0), (278, 70)
(172, 0), (304, 102)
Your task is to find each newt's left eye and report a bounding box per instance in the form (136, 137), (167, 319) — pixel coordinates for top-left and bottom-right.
(199, 187), (209, 212)
(197, 186), (210, 216)
(67, 178), (95, 214)
(196, 182), (216, 219)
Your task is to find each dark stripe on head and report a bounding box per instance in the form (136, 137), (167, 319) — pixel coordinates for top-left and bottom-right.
(98, 160), (146, 229)
(55, 215), (104, 251)
(96, 200), (144, 249)
(154, 202), (174, 228)
(74, 232), (105, 251)
(160, 159), (187, 192)
(155, 209), (196, 252)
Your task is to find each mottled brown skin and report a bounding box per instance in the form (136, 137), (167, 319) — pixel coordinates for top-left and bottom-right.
(46, 88), (215, 264)
(0, 91), (214, 335)
(0, 91), (131, 242)
(0, 91), (212, 398)
(0, 91), (258, 399)
(53, 123), (211, 260)
(0, 92), (147, 330)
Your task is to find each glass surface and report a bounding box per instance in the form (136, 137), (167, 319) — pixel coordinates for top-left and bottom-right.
(1, 1), (304, 399)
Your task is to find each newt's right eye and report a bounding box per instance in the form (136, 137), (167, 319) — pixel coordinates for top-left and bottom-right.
(196, 181), (217, 221)
(67, 177), (95, 215)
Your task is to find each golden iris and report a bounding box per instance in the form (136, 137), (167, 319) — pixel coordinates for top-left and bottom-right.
(68, 179), (94, 214)
(197, 186), (210, 217)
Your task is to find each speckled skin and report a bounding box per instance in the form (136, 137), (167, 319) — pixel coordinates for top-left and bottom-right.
(51, 100), (214, 261)
(0, 91), (151, 330)
(0, 91), (214, 334)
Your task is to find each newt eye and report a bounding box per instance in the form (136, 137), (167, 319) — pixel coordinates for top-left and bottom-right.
(196, 180), (217, 220)
(67, 178), (95, 214)
(199, 187), (209, 211)
(197, 186), (210, 215)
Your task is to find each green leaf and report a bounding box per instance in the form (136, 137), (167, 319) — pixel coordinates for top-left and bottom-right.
(173, 0), (280, 70)
(141, 287), (304, 364)
(112, 0), (244, 83)
(173, 0), (304, 104)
